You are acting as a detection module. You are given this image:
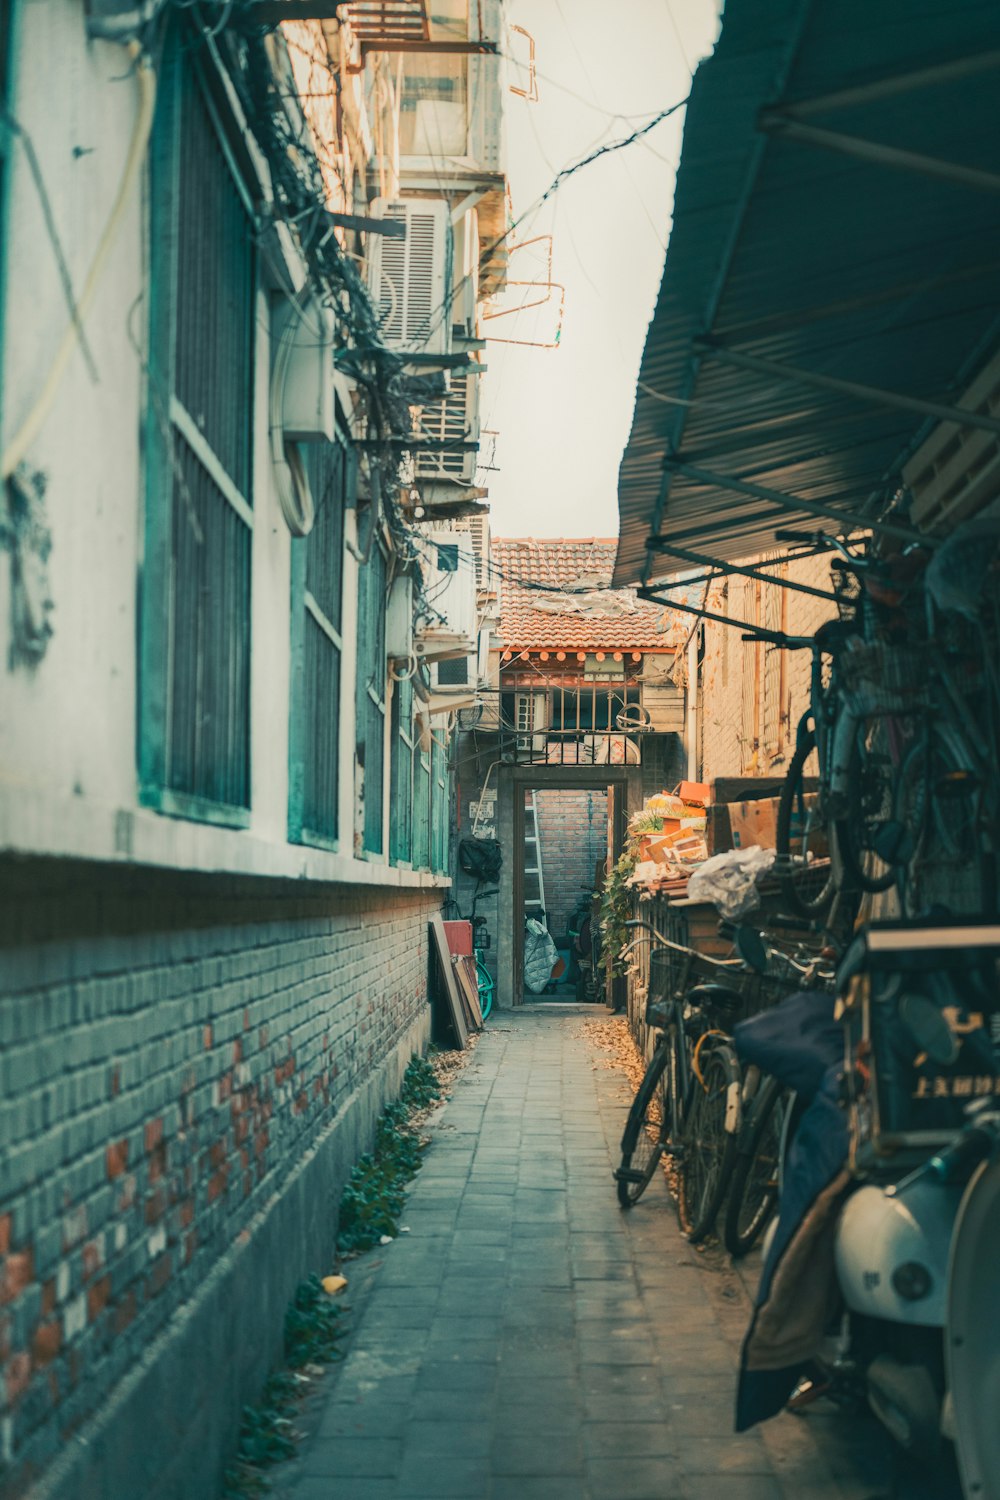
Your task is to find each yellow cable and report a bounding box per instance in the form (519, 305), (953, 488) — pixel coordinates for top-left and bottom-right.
(691, 1029), (727, 1088)
(2, 43), (156, 479)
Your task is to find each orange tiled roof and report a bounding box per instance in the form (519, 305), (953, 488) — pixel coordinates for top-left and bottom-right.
(494, 538), (683, 652)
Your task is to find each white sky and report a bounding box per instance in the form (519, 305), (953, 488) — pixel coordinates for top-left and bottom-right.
(479, 0), (720, 538)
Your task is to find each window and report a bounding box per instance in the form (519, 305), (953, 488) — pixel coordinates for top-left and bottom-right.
(140, 30), (255, 824)
(398, 56), (468, 156)
(355, 543), (388, 855)
(431, 734), (448, 873)
(389, 673), (414, 865)
(412, 737), (431, 870)
(289, 440), (348, 847)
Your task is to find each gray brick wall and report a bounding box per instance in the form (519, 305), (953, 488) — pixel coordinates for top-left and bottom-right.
(0, 859), (439, 1498)
(533, 789), (608, 942)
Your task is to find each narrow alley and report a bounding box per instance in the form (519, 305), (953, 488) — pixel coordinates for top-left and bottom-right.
(279, 1008), (888, 1500)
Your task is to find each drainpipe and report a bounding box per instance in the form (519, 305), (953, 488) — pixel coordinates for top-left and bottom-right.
(686, 631), (698, 781)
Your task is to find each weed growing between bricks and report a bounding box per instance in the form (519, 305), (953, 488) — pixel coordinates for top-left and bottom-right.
(223, 1277), (346, 1497)
(336, 1054), (441, 1256)
(221, 1054), (449, 1497)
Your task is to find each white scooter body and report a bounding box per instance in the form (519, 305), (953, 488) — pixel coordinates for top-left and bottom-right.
(834, 1177), (964, 1328)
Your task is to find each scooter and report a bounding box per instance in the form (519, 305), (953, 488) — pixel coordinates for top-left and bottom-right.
(820, 925), (1000, 1497)
(830, 1109), (1000, 1496)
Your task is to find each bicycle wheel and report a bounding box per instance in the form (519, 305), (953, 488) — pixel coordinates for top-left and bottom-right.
(835, 717), (896, 894)
(616, 1040), (670, 1209)
(476, 958), (494, 1021)
(723, 1080), (784, 1259)
(676, 1041), (739, 1243)
(776, 730), (835, 919)
(894, 723), (984, 918)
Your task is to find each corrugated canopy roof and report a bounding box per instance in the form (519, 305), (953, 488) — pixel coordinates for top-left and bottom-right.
(614, 0), (1000, 588)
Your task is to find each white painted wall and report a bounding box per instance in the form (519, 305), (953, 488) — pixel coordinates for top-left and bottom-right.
(0, 2), (445, 890)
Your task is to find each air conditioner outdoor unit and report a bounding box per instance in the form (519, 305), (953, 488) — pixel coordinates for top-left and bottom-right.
(367, 199), (453, 356)
(386, 574), (415, 661)
(435, 656), (471, 688)
(414, 531), (477, 661)
(515, 690), (549, 757)
(415, 370), (481, 484)
(451, 207), (480, 339)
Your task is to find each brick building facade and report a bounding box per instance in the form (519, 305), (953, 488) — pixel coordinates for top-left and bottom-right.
(0, 861), (438, 1497)
(696, 553), (836, 780)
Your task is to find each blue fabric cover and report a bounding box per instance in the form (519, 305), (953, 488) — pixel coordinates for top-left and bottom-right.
(732, 991), (850, 1431)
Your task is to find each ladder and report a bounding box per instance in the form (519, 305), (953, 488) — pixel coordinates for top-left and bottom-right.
(523, 791), (547, 919)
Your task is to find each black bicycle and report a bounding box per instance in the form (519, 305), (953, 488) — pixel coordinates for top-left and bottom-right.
(613, 920), (747, 1241)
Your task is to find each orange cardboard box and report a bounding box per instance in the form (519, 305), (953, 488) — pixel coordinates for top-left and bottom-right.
(675, 781), (711, 807)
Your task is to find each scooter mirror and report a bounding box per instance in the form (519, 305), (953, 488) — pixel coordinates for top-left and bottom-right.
(735, 926), (768, 974)
(899, 992), (960, 1066)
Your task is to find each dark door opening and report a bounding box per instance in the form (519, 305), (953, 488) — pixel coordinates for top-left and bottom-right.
(513, 768), (628, 1006)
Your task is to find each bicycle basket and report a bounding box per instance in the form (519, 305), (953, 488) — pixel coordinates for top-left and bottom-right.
(838, 639), (927, 716)
(831, 562), (862, 623)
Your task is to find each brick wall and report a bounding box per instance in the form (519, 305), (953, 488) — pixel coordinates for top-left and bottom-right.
(0, 858), (438, 1499)
(698, 554), (835, 780)
(533, 789), (608, 942)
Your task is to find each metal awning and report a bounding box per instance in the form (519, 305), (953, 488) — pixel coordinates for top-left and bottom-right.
(614, 0), (1000, 588)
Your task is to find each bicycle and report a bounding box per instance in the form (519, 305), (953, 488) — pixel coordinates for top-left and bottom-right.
(765, 537), (918, 918)
(613, 919), (749, 1240)
(721, 930), (833, 1257)
(442, 886), (498, 1021)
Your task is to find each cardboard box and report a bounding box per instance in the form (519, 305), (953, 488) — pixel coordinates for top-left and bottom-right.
(675, 781), (710, 807)
(442, 920), (473, 957)
(728, 797), (780, 850)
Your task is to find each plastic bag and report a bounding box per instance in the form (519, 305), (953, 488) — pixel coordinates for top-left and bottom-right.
(687, 846), (776, 919)
(523, 918), (559, 994)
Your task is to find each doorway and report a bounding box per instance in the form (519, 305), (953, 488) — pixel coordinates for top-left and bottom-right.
(509, 766), (629, 1007)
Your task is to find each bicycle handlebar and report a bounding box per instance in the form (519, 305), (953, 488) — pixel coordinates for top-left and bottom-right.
(622, 919), (744, 969)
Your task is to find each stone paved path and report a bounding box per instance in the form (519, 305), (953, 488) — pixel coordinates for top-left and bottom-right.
(280, 1006), (890, 1500)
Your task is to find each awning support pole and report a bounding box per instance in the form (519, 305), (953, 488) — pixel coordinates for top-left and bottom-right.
(694, 341), (1000, 438)
(768, 51), (1000, 118)
(638, 587), (793, 642)
(644, 538), (839, 600)
(758, 115), (1000, 197)
(665, 459), (929, 545)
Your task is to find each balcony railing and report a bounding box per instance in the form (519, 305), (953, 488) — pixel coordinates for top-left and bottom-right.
(342, 1), (429, 44)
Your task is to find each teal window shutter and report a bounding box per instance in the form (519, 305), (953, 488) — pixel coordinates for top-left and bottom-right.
(412, 740), (431, 870)
(355, 541), (388, 855)
(140, 27), (255, 827)
(389, 672), (414, 864)
(289, 440), (348, 847)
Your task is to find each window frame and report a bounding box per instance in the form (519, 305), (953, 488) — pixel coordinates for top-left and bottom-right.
(354, 535), (389, 858)
(139, 28), (257, 829)
(288, 434), (351, 851)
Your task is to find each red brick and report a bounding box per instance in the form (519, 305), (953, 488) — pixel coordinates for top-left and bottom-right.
(148, 1142), (167, 1184)
(206, 1168), (228, 1204)
(4, 1350), (32, 1403)
(203, 1025), (213, 1050)
(144, 1189), (166, 1226)
(81, 1239), (104, 1281)
(147, 1253), (172, 1298)
(1, 1251), (34, 1305)
(232, 1039), (242, 1065)
(144, 1118), (164, 1154)
(0, 1215), (11, 1255)
(209, 1139), (228, 1169)
(106, 1140), (129, 1179)
(31, 1321), (61, 1368)
(87, 1277), (111, 1323)
(40, 1280), (56, 1318)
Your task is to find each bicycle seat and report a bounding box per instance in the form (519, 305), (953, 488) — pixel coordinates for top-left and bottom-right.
(688, 982), (744, 1018)
(815, 617), (857, 650)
